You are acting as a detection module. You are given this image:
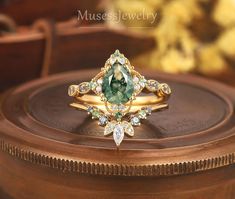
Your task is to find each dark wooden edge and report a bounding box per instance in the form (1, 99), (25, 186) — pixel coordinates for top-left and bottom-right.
(0, 140), (235, 177)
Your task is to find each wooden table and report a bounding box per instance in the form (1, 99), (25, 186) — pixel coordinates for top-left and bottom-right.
(0, 69), (235, 199)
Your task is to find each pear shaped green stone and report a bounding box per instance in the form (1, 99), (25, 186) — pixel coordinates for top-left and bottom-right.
(102, 63), (134, 104)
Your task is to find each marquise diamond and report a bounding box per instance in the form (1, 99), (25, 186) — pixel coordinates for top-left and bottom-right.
(103, 120), (135, 146)
(146, 80), (159, 92)
(68, 85), (78, 96)
(122, 121), (134, 137)
(104, 121), (116, 136)
(160, 83), (171, 95)
(113, 124), (125, 146)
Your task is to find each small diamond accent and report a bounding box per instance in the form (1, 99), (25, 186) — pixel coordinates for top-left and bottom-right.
(111, 104), (118, 111)
(110, 57), (116, 65)
(145, 107), (152, 115)
(99, 116), (108, 126)
(118, 104), (125, 111)
(87, 106), (94, 113)
(97, 78), (103, 85)
(111, 104), (126, 111)
(118, 57), (125, 65)
(139, 78), (147, 87)
(68, 85), (78, 96)
(133, 76), (139, 84)
(134, 84), (141, 91)
(131, 116), (140, 126)
(96, 86), (102, 93)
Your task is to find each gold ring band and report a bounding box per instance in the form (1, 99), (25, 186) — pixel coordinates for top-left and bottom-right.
(75, 94), (166, 105)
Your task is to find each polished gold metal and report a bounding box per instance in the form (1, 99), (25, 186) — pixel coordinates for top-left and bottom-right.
(75, 93), (166, 105)
(70, 102), (169, 113)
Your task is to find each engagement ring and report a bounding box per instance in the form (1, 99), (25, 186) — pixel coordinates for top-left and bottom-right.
(68, 50), (171, 147)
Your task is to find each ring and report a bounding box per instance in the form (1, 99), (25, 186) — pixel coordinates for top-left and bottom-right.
(68, 50), (171, 147)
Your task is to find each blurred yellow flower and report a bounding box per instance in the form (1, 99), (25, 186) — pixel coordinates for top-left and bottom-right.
(108, 0), (235, 79)
(160, 48), (195, 73)
(217, 27), (235, 57)
(198, 45), (228, 76)
(213, 0), (235, 27)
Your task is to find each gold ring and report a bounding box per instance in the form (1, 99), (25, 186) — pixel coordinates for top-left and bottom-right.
(68, 50), (171, 147)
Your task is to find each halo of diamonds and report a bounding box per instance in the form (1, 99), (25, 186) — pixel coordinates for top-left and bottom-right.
(68, 50), (171, 147)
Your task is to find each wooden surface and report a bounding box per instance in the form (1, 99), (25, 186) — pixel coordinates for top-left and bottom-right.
(0, 25), (154, 91)
(0, 69), (235, 198)
(0, 0), (101, 25)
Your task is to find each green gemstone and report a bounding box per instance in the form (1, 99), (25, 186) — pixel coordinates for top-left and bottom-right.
(92, 110), (100, 119)
(102, 63), (134, 104)
(138, 110), (147, 119)
(89, 81), (97, 90)
(115, 112), (122, 120)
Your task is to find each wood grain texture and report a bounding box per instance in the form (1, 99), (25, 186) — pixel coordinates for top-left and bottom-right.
(0, 25), (154, 91)
(0, 0), (101, 25)
(0, 69), (235, 198)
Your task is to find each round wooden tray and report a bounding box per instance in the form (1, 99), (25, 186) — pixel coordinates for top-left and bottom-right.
(1, 69), (235, 199)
